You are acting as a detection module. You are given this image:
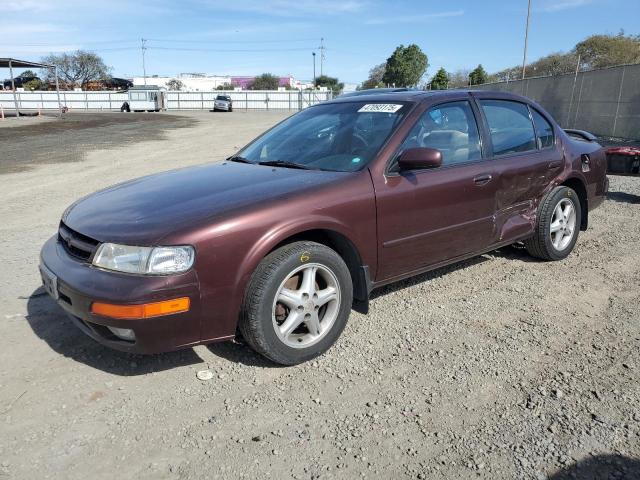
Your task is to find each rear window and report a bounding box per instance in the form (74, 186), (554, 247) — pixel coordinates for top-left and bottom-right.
(480, 100), (536, 156)
(531, 109), (554, 149)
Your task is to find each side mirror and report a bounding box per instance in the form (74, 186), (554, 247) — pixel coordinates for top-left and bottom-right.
(397, 147), (442, 171)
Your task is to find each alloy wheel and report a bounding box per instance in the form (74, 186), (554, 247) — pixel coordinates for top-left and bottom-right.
(550, 198), (577, 251)
(272, 263), (341, 349)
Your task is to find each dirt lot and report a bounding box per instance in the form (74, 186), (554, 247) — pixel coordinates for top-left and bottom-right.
(1, 112), (639, 480)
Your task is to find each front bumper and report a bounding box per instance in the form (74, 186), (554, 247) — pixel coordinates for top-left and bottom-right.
(214, 103), (230, 111)
(39, 235), (202, 354)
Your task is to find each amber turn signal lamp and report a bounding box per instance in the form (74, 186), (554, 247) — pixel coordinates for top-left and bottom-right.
(91, 297), (190, 319)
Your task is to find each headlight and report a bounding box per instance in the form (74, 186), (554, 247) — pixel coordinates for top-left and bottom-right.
(92, 243), (195, 275)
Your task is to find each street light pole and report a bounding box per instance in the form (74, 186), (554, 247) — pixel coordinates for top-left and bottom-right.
(312, 52), (316, 89)
(522, 0), (532, 80)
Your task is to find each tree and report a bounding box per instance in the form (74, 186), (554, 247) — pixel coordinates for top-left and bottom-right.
(314, 74), (344, 95)
(448, 69), (471, 88)
(40, 50), (111, 89)
(382, 44), (428, 87)
(361, 63), (386, 89)
(529, 52), (579, 77)
(19, 69), (38, 79)
(216, 82), (235, 90)
(166, 79), (184, 91)
(488, 32), (640, 83)
(22, 78), (45, 90)
(575, 32), (640, 69)
(491, 52), (578, 81)
(249, 73), (280, 90)
(429, 67), (450, 90)
(469, 64), (488, 85)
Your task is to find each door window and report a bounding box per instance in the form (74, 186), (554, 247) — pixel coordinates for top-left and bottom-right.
(398, 101), (482, 167)
(480, 100), (536, 156)
(531, 108), (554, 149)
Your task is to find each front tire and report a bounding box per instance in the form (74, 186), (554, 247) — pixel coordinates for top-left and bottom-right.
(525, 186), (581, 261)
(239, 241), (353, 365)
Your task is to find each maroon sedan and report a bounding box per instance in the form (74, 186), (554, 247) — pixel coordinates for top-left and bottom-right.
(40, 90), (608, 365)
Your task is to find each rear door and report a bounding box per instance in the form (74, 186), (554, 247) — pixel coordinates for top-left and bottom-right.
(373, 97), (499, 281)
(473, 96), (564, 243)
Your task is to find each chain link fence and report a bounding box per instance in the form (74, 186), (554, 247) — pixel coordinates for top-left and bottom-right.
(473, 64), (640, 140)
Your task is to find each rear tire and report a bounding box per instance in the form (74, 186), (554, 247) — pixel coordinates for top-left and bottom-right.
(525, 186), (581, 261)
(239, 241), (353, 365)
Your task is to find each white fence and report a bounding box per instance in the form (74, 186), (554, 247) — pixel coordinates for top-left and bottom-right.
(0, 90), (333, 112)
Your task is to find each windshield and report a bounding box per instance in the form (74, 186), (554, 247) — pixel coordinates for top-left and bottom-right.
(236, 101), (410, 172)
(216, 95), (229, 101)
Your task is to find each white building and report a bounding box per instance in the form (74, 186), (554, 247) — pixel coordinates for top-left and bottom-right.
(132, 74), (234, 91)
(132, 73), (309, 91)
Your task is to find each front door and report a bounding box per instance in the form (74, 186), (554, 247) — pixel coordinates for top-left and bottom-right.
(373, 99), (498, 281)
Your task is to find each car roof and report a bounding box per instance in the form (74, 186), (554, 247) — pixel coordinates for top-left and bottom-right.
(338, 87), (420, 98)
(330, 90), (433, 104)
(327, 89), (532, 105)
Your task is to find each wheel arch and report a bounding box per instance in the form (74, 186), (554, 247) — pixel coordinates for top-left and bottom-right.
(267, 229), (372, 313)
(561, 176), (588, 230)
(235, 221), (372, 317)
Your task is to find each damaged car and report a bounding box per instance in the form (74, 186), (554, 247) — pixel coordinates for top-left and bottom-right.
(40, 90), (608, 365)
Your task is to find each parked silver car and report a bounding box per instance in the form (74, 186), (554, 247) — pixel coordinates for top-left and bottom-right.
(213, 95), (233, 112)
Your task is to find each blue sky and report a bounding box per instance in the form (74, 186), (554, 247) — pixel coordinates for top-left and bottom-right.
(3, 0), (639, 84)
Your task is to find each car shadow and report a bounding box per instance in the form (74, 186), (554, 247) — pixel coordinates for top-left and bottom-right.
(369, 245), (539, 300)
(370, 255), (490, 299)
(548, 454), (640, 479)
(25, 287), (202, 376)
(486, 243), (541, 263)
(206, 340), (285, 369)
(607, 190), (640, 204)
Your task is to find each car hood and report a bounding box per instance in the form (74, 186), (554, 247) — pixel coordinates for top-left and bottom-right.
(63, 162), (349, 244)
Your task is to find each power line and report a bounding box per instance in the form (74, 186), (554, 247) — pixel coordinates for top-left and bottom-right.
(1, 47), (139, 54)
(147, 46), (316, 53)
(2, 45), (314, 54)
(145, 37), (317, 44)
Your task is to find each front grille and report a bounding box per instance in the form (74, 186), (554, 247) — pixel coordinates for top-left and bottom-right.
(58, 222), (100, 262)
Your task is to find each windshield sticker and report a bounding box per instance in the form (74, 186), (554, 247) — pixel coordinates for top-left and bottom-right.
(358, 104), (403, 113)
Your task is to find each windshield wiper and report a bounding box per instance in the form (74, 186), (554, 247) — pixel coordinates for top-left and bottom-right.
(227, 155), (254, 164)
(258, 160), (312, 170)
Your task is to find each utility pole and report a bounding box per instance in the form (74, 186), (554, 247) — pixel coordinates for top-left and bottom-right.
(318, 37), (326, 77)
(141, 38), (148, 85)
(567, 54), (581, 127)
(522, 0), (532, 80)
(312, 52), (316, 89)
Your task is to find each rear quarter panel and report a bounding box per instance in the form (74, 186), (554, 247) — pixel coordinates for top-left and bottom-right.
(561, 133), (608, 209)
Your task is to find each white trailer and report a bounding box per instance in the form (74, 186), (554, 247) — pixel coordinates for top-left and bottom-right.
(122, 86), (166, 112)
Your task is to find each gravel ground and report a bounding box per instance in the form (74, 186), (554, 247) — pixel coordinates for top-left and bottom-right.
(1, 112), (639, 480)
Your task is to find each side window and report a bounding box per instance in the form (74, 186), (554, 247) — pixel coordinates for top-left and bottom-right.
(398, 101), (482, 167)
(480, 100), (536, 156)
(531, 108), (554, 149)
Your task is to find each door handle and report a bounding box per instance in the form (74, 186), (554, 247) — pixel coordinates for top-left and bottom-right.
(473, 174), (492, 186)
(547, 160), (562, 169)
